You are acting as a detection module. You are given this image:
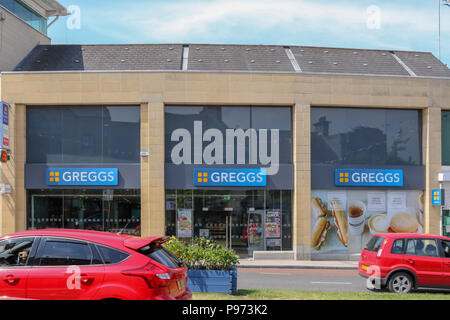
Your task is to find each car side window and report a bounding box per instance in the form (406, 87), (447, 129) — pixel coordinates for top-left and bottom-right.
(441, 240), (450, 258)
(405, 239), (439, 257)
(39, 240), (93, 266)
(0, 238), (34, 267)
(96, 245), (129, 264)
(391, 239), (405, 254)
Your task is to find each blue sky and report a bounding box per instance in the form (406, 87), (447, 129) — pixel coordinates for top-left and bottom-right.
(48, 0), (450, 66)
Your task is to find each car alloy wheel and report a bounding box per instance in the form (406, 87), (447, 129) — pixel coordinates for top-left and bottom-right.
(388, 272), (413, 294)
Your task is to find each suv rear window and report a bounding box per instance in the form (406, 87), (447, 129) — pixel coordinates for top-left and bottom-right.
(139, 245), (184, 269)
(365, 236), (384, 252)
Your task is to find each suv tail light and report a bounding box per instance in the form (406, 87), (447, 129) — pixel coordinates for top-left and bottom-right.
(121, 262), (171, 288)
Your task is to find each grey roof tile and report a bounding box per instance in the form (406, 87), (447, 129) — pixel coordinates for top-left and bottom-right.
(13, 44), (450, 78)
(187, 44), (294, 72)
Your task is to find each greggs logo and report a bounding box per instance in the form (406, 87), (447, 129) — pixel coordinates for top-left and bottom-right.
(47, 168), (118, 186)
(335, 169), (403, 187)
(194, 169), (266, 187)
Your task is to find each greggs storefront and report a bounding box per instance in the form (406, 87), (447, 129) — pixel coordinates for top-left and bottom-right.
(164, 105), (294, 258)
(1, 43), (449, 261)
(310, 107), (425, 260)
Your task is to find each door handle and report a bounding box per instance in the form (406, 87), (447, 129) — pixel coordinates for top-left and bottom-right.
(80, 274), (95, 285)
(407, 259), (415, 265)
(3, 274), (19, 285)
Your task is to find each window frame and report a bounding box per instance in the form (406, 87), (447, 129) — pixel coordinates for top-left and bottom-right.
(94, 244), (130, 265)
(34, 237), (102, 267)
(311, 106), (423, 166)
(403, 238), (441, 258)
(0, 236), (38, 268)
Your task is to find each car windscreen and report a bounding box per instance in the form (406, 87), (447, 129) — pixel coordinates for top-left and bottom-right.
(139, 245), (184, 269)
(365, 236), (384, 252)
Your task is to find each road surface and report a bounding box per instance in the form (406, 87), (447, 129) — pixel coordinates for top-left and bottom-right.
(237, 268), (366, 292)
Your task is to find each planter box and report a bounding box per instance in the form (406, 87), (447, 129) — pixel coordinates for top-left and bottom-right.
(187, 268), (237, 294)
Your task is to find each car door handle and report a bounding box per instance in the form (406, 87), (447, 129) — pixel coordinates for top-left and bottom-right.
(407, 259), (415, 265)
(3, 274), (19, 285)
(445, 262), (450, 267)
(80, 274), (95, 285)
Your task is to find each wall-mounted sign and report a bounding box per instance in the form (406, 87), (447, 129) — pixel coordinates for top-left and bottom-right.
(194, 168), (266, 187)
(335, 169), (403, 187)
(432, 189), (444, 206)
(0, 103), (9, 150)
(0, 184), (12, 194)
(46, 168), (118, 186)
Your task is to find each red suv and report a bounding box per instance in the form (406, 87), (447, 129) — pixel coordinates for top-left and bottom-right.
(359, 233), (450, 294)
(0, 229), (192, 300)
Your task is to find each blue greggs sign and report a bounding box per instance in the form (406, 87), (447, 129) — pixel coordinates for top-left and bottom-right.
(335, 169), (403, 187)
(194, 169), (267, 187)
(47, 168), (118, 186)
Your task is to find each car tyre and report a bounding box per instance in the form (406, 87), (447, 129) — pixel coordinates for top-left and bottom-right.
(388, 272), (414, 294)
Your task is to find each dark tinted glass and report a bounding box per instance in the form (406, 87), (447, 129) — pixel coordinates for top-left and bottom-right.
(311, 107), (422, 165)
(97, 245), (129, 264)
(442, 111), (450, 165)
(365, 236), (384, 252)
(165, 105), (292, 165)
(405, 239), (438, 257)
(144, 247), (182, 269)
(26, 107), (63, 163)
(391, 239), (405, 254)
(62, 106), (102, 163)
(0, 238), (34, 267)
(103, 107), (141, 163)
(252, 107), (292, 164)
(26, 106), (140, 164)
(39, 240), (92, 266)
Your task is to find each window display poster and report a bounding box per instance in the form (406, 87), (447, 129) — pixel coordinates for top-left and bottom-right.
(177, 209), (192, 238)
(311, 190), (424, 257)
(199, 228), (210, 239)
(387, 191), (407, 210)
(265, 210), (281, 239)
(367, 192), (386, 212)
(248, 210), (264, 248)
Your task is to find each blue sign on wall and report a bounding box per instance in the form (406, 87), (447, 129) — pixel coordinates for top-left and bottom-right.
(335, 169), (403, 187)
(47, 168), (118, 186)
(432, 189), (444, 206)
(194, 169), (267, 187)
(0, 102), (9, 149)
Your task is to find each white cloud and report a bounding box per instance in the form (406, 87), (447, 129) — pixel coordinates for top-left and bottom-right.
(104, 0), (449, 41)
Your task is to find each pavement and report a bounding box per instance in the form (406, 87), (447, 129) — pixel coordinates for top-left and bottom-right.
(238, 259), (359, 270)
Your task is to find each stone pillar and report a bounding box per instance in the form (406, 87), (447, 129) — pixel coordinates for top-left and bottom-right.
(293, 103), (311, 260)
(424, 106), (442, 235)
(1, 103), (26, 236)
(140, 101), (166, 237)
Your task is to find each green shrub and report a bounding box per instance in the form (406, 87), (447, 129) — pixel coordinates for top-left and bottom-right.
(164, 236), (240, 270)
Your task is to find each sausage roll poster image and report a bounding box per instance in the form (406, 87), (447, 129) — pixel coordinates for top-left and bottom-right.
(310, 190), (424, 256)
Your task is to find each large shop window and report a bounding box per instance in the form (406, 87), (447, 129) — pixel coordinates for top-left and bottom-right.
(165, 190), (293, 258)
(27, 190), (141, 235)
(26, 106), (140, 164)
(442, 111), (450, 165)
(165, 105), (293, 165)
(311, 107), (422, 165)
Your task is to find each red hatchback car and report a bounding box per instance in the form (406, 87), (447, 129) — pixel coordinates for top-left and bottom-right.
(0, 229), (192, 300)
(359, 233), (450, 293)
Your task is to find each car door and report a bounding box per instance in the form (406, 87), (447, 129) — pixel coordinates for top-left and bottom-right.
(438, 239), (450, 287)
(0, 237), (37, 299)
(402, 238), (444, 287)
(27, 238), (105, 300)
